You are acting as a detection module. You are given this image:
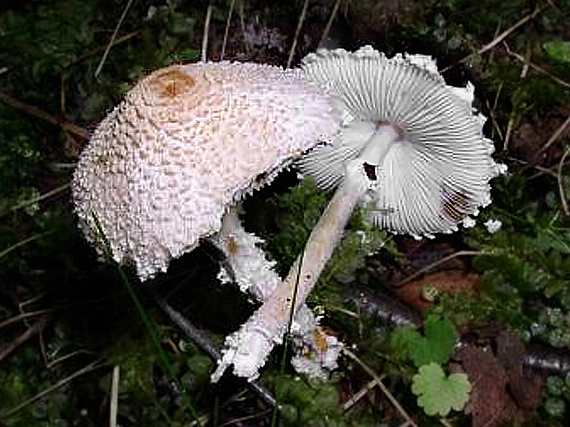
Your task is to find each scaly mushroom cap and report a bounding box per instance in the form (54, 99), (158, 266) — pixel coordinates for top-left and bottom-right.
(298, 46), (503, 237)
(72, 62), (339, 280)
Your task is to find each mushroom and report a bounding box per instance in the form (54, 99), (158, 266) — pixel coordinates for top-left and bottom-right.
(214, 45), (504, 380)
(72, 61), (340, 282)
(299, 46), (503, 236)
(72, 60), (345, 390)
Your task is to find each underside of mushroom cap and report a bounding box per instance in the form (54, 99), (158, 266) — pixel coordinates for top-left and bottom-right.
(72, 62), (340, 280)
(297, 45), (504, 236)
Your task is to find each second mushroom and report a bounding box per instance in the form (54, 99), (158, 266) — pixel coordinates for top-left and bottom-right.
(214, 45), (504, 380)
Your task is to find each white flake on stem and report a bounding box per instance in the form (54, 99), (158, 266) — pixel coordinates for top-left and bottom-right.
(210, 206), (342, 380)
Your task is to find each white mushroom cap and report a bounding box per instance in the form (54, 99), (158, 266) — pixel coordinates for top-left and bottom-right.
(72, 62), (340, 280)
(297, 46), (504, 237)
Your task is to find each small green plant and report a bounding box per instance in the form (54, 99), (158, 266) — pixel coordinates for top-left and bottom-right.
(412, 363), (471, 417)
(543, 40), (570, 64)
(543, 374), (570, 419)
(390, 313), (457, 368)
(273, 374), (343, 427)
(390, 313), (471, 417)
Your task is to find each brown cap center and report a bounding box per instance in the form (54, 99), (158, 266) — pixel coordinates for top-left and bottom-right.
(149, 69), (196, 98)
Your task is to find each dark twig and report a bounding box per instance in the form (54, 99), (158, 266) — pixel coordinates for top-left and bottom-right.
(504, 43), (570, 89)
(148, 288), (277, 408)
(350, 287), (570, 376)
(202, 5), (213, 62)
(0, 92), (89, 139)
(94, 0), (135, 78)
(220, 0), (236, 60)
(287, 0), (309, 68)
(440, 3), (551, 73)
(0, 315), (50, 364)
(320, 0), (342, 47)
(393, 250), (484, 288)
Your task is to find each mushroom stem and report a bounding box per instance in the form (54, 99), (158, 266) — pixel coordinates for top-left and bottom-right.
(359, 122), (402, 166)
(211, 206), (342, 380)
(249, 125), (401, 336)
(212, 206), (280, 300)
(214, 124), (401, 380)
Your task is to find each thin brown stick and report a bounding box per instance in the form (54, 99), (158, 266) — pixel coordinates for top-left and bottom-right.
(8, 183), (70, 214)
(94, 0), (135, 78)
(218, 409), (272, 427)
(487, 82), (505, 141)
(545, 0), (560, 11)
(504, 44), (570, 89)
(287, 0), (310, 68)
(0, 316), (49, 364)
(77, 31), (139, 63)
(46, 350), (96, 369)
(508, 155), (570, 180)
(202, 5), (214, 62)
(0, 233), (53, 259)
(320, 0), (342, 47)
(536, 113), (570, 158)
(557, 146), (570, 215)
(1, 358), (105, 418)
(529, 164), (561, 179)
(343, 347), (418, 427)
(60, 70), (66, 115)
(0, 92), (89, 139)
(0, 309), (54, 331)
(439, 418), (455, 427)
(394, 250), (484, 288)
(487, 19), (503, 65)
(440, 3), (551, 73)
(475, 4), (547, 54)
(504, 42), (531, 151)
(238, 0), (249, 53)
(343, 378), (382, 411)
(220, 0), (236, 60)
(109, 365), (120, 427)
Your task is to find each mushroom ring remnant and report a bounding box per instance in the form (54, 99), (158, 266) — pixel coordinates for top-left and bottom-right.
(213, 46), (504, 381)
(72, 61), (340, 281)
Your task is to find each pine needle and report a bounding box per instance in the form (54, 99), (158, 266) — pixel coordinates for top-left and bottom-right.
(109, 365), (120, 427)
(320, 0), (342, 47)
(94, 0), (135, 78)
(1, 359), (106, 418)
(220, 0), (236, 60)
(287, 0), (309, 68)
(343, 347), (419, 427)
(202, 5), (214, 62)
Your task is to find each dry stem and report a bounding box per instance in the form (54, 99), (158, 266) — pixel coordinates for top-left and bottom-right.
(0, 92), (89, 139)
(557, 146), (570, 215)
(94, 0), (135, 78)
(503, 42), (532, 151)
(202, 5), (214, 62)
(505, 46), (570, 89)
(220, 0), (236, 60)
(537, 113), (570, 158)
(320, 0), (342, 47)
(394, 250), (484, 288)
(109, 365), (120, 427)
(343, 347), (418, 427)
(287, 0), (309, 68)
(440, 2), (551, 73)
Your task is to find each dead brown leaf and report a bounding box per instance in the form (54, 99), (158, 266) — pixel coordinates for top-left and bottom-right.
(455, 328), (544, 427)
